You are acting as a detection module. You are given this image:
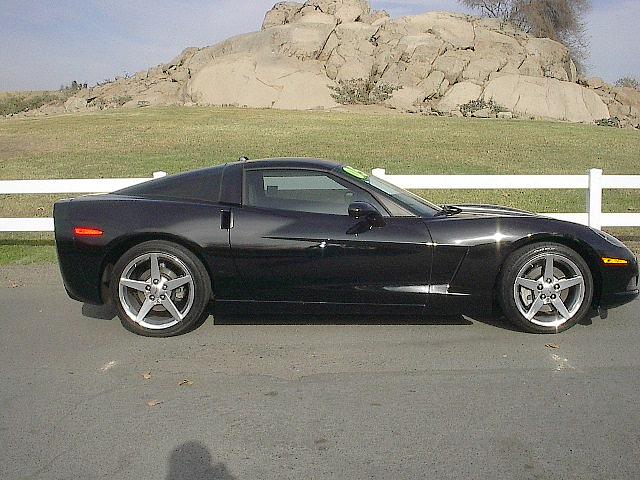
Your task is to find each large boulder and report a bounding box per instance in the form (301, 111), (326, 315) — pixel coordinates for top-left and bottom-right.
(437, 81), (482, 112)
(397, 13), (475, 49)
(385, 87), (422, 111)
(262, 2), (303, 29)
(187, 53), (338, 110)
(323, 22), (378, 80)
(482, 75), (610, 123)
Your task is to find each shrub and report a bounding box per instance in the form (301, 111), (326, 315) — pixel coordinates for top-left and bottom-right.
(330, 78), (400, 105)
(459, 99), (506, 116)
(112, 95), (133, 106)
(595, 117), (621, 128)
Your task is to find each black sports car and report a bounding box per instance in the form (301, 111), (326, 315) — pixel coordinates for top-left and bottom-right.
(54, 158), (639, 337)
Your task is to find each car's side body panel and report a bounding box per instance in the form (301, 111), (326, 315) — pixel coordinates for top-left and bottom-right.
(228, 206), (433, 306)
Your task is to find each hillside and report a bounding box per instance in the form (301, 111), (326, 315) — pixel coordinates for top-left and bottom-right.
(10, 0), (639, 127)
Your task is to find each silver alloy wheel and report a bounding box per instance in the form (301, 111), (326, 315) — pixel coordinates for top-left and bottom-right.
(513, 253), (586, 328)
(118, 252), (195, 330)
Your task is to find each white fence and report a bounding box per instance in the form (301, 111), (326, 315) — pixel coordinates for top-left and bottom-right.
(0, 172), (167, 232)
(371, 168), (640, 230)
(0, 169), (638, 232)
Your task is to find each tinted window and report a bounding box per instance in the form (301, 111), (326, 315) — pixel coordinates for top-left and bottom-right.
(244, 169), (383, 216)
(116, 166), (224, 203)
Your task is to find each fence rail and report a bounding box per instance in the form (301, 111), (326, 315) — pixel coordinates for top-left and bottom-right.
(371, 168), (640, 230)
(0, 169), (638, 232)
(0, 172), (167, 233)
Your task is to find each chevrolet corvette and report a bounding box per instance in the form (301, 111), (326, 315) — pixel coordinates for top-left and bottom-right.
(54, 158), (638, 336)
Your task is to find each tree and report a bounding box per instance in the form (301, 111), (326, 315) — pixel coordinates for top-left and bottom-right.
(459, 0), (591, 72)
(615, 77), (639, 90)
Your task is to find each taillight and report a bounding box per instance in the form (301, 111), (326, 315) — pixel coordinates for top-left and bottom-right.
(74, 227), (104, 237)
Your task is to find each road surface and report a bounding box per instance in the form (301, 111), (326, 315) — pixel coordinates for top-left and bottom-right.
(1, 265), (639, 479)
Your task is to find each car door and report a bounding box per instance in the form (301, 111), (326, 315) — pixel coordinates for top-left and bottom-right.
(226, 168), (433, 308)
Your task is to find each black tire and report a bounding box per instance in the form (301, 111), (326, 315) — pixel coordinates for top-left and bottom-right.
(498, 242), (593, 334)
(110, 240), (211, 337)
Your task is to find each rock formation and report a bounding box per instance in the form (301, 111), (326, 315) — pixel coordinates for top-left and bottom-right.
(27, 0), (640, 127)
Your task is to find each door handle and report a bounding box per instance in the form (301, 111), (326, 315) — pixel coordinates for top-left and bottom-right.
(220, 210), (233, 230)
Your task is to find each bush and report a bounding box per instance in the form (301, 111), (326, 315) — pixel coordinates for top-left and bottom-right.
(595, 117), (621, 128)
(113, 95), (133, 106)
(459, 99), (506, 116)
(330, 79), (400, 105)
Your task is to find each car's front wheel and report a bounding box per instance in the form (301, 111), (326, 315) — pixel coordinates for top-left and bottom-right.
(499, 242), (594, 333)
(110, 240), (211, 337)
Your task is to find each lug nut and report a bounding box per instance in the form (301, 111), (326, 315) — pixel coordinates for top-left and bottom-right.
(554, 284), (560, 290)
(145, 285), (151, 291)
(540, 294), (546, 299)
(149, 295), (155, 301)
(551, 294), (557, 299)
(546, 278), (552, 283)
(537, 284), (543, 290)
(162, 285), (167, 290)
(160, 294), (166, 300)
(153, 279), (159, 285)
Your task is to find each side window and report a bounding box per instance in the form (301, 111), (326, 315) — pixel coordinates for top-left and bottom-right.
(244, 169), (384, 216)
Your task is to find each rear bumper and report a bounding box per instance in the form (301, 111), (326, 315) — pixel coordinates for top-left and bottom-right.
(54, 200), (105, 305)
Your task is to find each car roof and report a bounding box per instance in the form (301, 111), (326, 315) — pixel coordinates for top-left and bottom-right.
(234, 157), (344, 171)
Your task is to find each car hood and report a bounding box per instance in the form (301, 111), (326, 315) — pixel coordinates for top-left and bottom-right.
(448, 204), (538, 218)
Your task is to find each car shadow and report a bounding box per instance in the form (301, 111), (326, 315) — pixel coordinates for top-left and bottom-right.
(212, 312), (476, 327)
(80, 303), (600, 333)
(82, 303), (116, 320)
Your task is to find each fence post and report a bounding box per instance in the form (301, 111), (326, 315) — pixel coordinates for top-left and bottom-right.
(587, 168), (603, 230)
(372, 168), (386, 178)
(153, 171), (167, 178)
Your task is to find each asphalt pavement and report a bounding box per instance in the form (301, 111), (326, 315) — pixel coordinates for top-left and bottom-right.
(1, 264), (639, 480)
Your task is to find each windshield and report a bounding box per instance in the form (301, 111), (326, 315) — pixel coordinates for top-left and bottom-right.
(338, 166), (442, 216)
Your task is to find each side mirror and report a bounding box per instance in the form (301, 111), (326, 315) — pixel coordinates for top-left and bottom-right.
(348, 202), (384, 226)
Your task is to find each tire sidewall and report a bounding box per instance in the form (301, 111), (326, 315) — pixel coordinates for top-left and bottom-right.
(499, 242), (594, 334)
(110, 240), (211, 337)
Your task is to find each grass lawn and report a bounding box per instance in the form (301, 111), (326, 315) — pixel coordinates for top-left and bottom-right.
(1, 106), (639, 264)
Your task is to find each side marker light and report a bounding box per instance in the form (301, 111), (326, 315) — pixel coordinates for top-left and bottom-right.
(74, 227), (104, 237)
(601, 257), (629, 266)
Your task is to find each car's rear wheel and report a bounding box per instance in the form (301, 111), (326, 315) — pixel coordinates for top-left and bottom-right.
(110, 240), (211, 337)
(499, 242), (593, 333)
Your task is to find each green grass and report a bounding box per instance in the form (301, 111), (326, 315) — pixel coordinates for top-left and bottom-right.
(1, 106), (639, 264)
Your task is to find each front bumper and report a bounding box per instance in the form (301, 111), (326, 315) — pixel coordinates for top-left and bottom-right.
(598, 254), (639, 309)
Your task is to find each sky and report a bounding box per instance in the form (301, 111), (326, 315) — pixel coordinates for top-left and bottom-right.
(0, 0), (638, 92)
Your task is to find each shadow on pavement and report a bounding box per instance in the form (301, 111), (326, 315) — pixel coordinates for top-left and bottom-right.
(81, 302), (601, 332)
(166, 441), (236, 480)
(82, 303), (116, 320)
(81, 302), (525, 331)
(213, 312), (475, 327)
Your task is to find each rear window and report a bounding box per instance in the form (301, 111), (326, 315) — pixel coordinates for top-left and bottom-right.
(115, 166), (224, 203)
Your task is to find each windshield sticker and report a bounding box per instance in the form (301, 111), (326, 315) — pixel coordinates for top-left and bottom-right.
(343, 166), (369, 180)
